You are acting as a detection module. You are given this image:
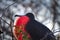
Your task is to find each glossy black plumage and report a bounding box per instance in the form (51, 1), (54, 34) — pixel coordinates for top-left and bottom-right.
(25, 13), (56, 40)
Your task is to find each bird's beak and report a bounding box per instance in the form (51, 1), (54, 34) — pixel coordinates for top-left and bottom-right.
(15, 15), (24, 17)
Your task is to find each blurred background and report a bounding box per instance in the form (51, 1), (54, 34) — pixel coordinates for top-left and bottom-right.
(0, 0), (60, 40)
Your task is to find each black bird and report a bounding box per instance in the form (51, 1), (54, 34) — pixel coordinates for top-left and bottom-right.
(14, 13), (56, 40)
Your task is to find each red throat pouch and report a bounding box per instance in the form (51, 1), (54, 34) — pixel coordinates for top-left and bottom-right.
(14, 16), (31, 40)
(15, 16), (30, 27)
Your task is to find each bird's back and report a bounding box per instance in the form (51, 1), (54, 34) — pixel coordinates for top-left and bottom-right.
(26, 20), (55, 40)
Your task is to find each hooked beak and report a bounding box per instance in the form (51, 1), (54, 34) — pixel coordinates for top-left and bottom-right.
(15, 15), (24, 17)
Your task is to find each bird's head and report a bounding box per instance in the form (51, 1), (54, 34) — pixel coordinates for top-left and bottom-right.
(14, 13), (35, 27)
(26, 13), (34, 20)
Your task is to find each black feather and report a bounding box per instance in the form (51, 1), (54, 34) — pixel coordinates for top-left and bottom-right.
(26, 13), (35, 20)
(25, 13), (56, 40)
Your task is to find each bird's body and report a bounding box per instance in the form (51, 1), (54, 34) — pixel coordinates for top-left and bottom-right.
(14, 13), (56, 40)
(26, 19), (55, 40)
(25, 13), (56, 40)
